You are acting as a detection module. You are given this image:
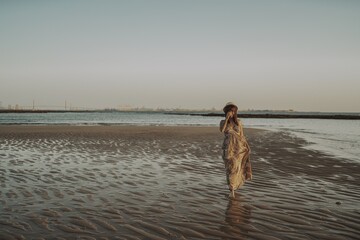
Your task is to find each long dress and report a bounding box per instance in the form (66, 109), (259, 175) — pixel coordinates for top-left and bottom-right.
(220, 119), (252, 191)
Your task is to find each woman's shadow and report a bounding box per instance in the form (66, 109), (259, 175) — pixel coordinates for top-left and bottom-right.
(221, 192), (252, 238)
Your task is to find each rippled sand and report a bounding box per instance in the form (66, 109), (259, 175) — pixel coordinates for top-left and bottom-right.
(0, 125), (359, 239)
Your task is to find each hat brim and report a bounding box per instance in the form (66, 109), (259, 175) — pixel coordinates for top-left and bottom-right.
(223, 104), (238, 113)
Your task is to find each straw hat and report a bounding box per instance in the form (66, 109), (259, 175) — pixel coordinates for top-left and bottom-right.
(223, 102), (238, 113)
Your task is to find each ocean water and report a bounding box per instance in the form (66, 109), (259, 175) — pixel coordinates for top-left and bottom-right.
(0, 111), (359, 162)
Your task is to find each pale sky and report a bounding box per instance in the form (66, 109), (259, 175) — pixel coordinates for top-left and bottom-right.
(1, 0), (359, 112)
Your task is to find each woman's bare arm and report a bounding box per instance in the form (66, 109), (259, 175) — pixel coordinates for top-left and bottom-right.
(220, 112), (232, 132)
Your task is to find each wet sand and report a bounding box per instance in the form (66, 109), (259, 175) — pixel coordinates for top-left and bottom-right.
(0, 125), (359, 239)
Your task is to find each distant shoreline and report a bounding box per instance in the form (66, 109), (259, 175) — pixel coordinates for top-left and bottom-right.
(0, 109), (359, 120)
(167, 112), (360, 120)
(0, 110), (97, 114)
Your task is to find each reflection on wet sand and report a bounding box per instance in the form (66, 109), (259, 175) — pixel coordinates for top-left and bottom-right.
(225, 194), (252, 226)
(221, 193), (252, 239)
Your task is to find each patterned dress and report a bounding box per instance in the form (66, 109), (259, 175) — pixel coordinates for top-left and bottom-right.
(220, 119), (252, 191)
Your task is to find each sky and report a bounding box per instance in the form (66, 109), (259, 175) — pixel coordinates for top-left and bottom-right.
(0, 0), (359, 112)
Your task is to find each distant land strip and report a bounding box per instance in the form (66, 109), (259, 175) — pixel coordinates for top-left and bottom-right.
(167, 112), (360, 120)
(0, 110), (96, 113)
(1, 109), (359, 120)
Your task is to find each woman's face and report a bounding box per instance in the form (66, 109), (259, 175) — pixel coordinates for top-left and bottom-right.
(226, 107), (236, 117)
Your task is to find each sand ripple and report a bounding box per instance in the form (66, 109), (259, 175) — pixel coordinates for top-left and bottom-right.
(0, 126), (359, 239)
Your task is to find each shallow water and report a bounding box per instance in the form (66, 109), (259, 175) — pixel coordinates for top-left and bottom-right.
(245, 118), (360, 162)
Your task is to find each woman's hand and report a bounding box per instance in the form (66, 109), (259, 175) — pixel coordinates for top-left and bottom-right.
(226, 111), (233, 119)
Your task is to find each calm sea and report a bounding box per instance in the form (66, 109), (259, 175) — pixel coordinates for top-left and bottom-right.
(0, 111), (359, 162)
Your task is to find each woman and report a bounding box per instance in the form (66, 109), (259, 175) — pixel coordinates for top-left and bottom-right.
(220, 102), (252, 198)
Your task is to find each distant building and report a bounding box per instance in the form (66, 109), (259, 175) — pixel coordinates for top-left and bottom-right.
(118, 105), (133, 111)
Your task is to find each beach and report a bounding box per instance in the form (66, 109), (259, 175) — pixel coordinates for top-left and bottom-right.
(0, 125), (359, 239)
